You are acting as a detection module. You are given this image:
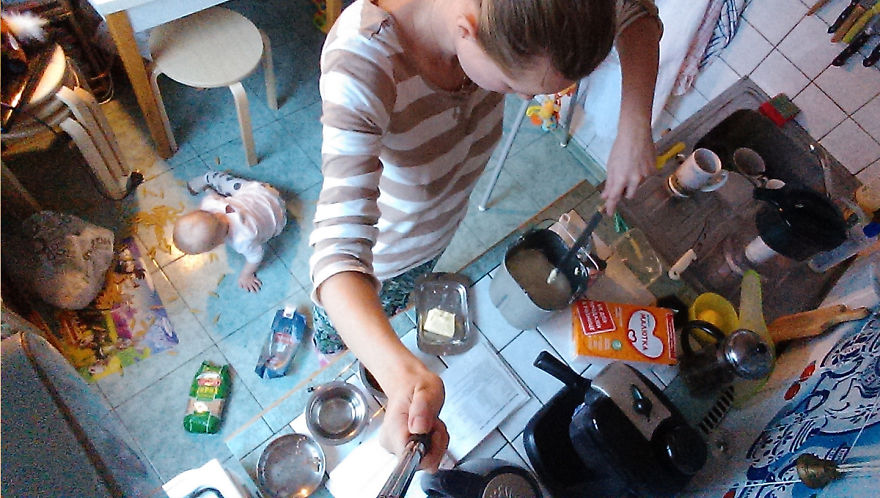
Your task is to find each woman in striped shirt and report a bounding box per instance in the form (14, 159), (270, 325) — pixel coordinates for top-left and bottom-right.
(311, 0), (661, 470)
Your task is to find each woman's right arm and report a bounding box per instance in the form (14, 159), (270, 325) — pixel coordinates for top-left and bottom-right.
(316, 272), (449, 470)
(311, 28), (449, 469)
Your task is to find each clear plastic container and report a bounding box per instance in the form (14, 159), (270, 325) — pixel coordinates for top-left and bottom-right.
(808, 222), (880, 273)
(414, 273), (473, 355)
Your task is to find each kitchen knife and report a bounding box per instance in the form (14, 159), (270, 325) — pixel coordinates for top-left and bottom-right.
(842, 2), (880, 43)
(832, 0), (873, 42)
(808, 0), (832, 15)
(830, 0), (861, 33)
(833, 15), (880, 65)
(865, 42), (880, 65)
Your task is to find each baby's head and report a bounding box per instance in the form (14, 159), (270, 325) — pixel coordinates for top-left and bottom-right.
(173, 210), (228, 255)
(467, 0), (616, 92)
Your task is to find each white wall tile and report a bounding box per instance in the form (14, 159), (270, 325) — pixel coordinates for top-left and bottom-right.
(814, 59), (880, 114)
(693, 59), (741, 101)
(720, 20), (774, 76)
(498, 396), (542, 443)
(666, 90), (709, 123)
(499, 329), (565, 404)
(493, 443), (528, 469)
(821, 119), (880, 174)
(777, 13), (838, 79)
(468, 275), (522, 350)
(750, 50), (810, 98)
(462, 429), (507, 461)
(852, 95), (880, 142)
(653, 109), (680, 142)
(535, 308), (591, 373)
(857, 160), (879, 183)
(744, 0), (808, 44)
(793, 84), (847, 139)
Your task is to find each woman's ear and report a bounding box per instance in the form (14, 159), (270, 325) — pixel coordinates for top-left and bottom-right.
(454, 11), (478, 40)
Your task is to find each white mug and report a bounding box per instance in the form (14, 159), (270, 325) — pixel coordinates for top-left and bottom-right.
(667, 148), (728, 198)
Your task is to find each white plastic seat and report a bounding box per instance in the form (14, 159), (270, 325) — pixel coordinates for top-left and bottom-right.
(148, 7), (277, 166)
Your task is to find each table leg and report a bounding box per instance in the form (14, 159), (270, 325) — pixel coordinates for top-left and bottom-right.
(104, 11), (175, 159)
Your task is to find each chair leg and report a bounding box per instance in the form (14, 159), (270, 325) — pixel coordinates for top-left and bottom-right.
(60, 117), (127, 198)
(56, 86), (127, 182)
(71, 87), (130, 178)
(229, 82), (257, 166)
(148, 66), (179, 153)
(478, 98), (531, 211)
(2, 161), (41, 217)
(259, 30), (278, 111)
(559, 81), (583, 148)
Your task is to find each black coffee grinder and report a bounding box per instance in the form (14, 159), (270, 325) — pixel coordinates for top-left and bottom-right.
(523, 352), (707, 497)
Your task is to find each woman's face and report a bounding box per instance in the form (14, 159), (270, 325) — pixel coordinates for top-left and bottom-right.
(456, 32), (573, 99)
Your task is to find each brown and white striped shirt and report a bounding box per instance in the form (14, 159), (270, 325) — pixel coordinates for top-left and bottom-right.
(310, 0), (659, 303)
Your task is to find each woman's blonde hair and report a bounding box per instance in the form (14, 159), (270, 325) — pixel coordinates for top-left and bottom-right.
(476, 0), (616, 80)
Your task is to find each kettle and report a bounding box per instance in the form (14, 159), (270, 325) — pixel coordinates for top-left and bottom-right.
(753, 185), (847, 261)
(421, 458), (542, 497)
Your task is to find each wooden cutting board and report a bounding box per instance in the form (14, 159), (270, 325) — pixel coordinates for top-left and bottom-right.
(768, 305), (870, 343)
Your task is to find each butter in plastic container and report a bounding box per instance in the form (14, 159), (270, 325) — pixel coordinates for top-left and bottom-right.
(571, 299), (677, 365)
(255, 306), (306, 379)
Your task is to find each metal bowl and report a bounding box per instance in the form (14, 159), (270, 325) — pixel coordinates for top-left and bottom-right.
(257, 433), (325, 498)
(357, 361), (386, 403)
(305, 381), (369, 445)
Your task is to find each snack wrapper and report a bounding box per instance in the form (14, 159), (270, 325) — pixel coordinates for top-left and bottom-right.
(572, 299), (677, 364)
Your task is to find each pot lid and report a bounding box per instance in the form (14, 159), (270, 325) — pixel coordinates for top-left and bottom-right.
(723, 328), (774, 380)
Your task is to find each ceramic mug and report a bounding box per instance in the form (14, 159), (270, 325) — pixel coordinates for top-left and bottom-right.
(667, 148), (728, 197)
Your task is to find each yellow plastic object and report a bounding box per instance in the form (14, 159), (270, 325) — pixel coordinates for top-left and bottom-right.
(689, 292), (739, 339)
(733, 270), (776, 406)
(656, 141), (685, 169)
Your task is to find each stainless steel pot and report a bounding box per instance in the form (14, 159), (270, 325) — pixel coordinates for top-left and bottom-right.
(489, 227), (593, 330)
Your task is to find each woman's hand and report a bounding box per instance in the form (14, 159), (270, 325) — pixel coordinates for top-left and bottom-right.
(601, 122), (655, 215)
(379, 362), (449, 471)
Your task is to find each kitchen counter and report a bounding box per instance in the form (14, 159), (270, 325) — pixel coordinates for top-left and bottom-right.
(222, 181), (705, 496)
(618, 77), (862, 322)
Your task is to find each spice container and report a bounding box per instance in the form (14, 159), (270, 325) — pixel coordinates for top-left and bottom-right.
(414, 272), (473, 355)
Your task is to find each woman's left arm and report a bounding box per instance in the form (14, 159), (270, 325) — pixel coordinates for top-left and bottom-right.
(601, 15), (661, 215)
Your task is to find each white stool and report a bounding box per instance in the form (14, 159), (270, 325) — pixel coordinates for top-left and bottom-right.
(148, 7), (277, 166)
(1, 45), (131, 199)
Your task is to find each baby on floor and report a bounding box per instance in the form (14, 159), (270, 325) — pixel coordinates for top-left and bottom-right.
(173, 172), (286, 292)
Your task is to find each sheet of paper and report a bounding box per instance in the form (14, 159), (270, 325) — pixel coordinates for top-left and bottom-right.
(325, 339), (531, 498)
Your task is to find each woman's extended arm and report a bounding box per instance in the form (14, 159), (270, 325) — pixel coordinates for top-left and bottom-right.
(601, 15), (661, 215)
(316, 272), (449, 471)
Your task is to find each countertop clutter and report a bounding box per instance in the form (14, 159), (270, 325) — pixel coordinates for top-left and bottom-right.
(215, 78), (879, 497)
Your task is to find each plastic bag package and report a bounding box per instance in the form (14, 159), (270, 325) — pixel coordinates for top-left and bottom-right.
(255, 306), (306, 379)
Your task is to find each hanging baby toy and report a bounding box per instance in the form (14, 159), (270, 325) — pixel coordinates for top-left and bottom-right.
(525, 84), (577, 132)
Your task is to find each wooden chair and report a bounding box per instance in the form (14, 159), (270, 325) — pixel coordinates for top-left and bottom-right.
(1, 44), (131, 199)
(148, 7), (277, 166)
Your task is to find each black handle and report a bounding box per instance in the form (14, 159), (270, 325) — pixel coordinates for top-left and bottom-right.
(833, 32), (870, 66)
(829, 0), (859, 33)
(557, 211), (603, 270)
(680, 320), (726, 357)
(865, 43), (880, 66)
(533, 351), (591, 392)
